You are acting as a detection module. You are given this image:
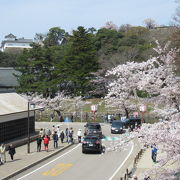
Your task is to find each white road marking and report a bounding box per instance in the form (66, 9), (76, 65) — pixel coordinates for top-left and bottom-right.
(17, 144), (81, 180)
(108, 141), (134, 180)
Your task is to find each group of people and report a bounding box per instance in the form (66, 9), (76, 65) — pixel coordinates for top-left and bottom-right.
(0, 144), (16, 165)
(36, 126), (82, 152)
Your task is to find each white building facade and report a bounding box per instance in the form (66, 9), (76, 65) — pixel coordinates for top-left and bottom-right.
(0, 33), (33, 52)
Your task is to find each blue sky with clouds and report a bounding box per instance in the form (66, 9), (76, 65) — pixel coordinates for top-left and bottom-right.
(0, 0), (177, 42)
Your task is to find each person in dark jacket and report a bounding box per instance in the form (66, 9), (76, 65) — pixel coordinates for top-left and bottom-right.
(69, 127), (74, 143)
(8, 144), (16, 160)
(60, 131), (65, 143)
(65, 128), (69, 142)
(36, 135), (42, 152)
(53, 131), (59, 148)
(151, 144), (158, 163)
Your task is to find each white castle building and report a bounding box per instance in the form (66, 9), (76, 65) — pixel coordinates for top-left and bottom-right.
(0, 33), (33, 52)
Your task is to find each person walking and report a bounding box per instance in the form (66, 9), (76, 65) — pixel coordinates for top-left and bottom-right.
(45, 128), (51, 138)
(51, 125), (56, 136)
(43, 135), (50, 152)
(0, 144), (6, 164)
(65, 128), (69, 142)
(8, 144), (16, 161)
(57, 126), (61, 138)
(39, 128), (45, 138)
(60, 130), (65, 143)
(151, 144), (158, 163)
(36, 135), (42, 152)
(53, 131), (59, 148)
(77, 129), (82, 143)
(50, 112), (55, 122)
(69, 127), (74, 143)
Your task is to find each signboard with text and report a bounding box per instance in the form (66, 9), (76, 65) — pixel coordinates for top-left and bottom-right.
(139, 104), (146, 112)
(91, 105), (98, 112)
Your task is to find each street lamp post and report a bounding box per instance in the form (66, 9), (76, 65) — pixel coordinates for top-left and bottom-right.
(27, 101), (35, 154)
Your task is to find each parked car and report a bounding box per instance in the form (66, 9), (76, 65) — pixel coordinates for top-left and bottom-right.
(82, 135), (102, 153)
(84, 122), (102, 136)
(111, 120), (124, 134)
(121, 117), (141, 128)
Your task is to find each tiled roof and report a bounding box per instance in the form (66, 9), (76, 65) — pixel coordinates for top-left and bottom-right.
(0, 68), (20, 87)
(4, 33), (16, 39)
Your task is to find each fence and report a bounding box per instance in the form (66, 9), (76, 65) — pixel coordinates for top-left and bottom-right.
(36, 111), (112, 123)
(35, 110), (158, 124)
(119, 149), (145, 180)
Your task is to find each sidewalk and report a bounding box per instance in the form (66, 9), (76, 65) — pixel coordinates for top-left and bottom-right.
(134, 148), (156, 179)
(134, 148), (180, 179)
(0, 139), (72, 180)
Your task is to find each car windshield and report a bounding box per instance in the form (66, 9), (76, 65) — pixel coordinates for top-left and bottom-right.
(112, 122), (123, 128)
(88, 125), (101, 130)
(84, 137), (99, 142)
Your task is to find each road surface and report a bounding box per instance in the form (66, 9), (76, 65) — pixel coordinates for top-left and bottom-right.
(10, 123), (134, 180)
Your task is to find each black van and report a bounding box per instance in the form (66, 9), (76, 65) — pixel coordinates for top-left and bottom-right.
(84, 122), (102, 136)
(111, 120), (124, 134)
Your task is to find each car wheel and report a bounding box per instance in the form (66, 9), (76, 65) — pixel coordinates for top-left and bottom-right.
(82, 149), (86, 154)
(99, 146), (103, 154)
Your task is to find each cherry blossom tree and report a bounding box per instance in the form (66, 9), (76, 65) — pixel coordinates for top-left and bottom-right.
(21, 93), (87, 121)
(102, 21), (118, 30)
(105, 41), (180, 178)
(143, 18), (157, 29)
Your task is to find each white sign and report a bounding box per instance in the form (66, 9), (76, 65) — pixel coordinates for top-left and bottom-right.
(91, 105), (98, 112)
(121, 116), (126, 121)
(139, 104), (146, 112)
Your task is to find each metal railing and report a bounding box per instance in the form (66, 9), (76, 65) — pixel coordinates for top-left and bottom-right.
(120, 149), (145, 180)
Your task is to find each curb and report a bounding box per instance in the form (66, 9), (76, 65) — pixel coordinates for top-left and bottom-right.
(2, 143), (74, 180)
(113, 137), (142, 180)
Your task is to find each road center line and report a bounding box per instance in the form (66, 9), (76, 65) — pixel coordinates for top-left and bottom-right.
(108, 141), (134, 180)
(17, 144), (81, 180)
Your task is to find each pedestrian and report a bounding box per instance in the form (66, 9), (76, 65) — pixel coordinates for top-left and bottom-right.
(60, 130), (65, 143)
(0, 144), (6, 164)
(53, 131), (59, 148)
(36, 135), (42, 152)
(45, 128), (51, 139)
(8, 144), (16, 160)
(151, 144), (158, 163)
(65, 128), (69, 142)
(43, 135), (50, 152)
(39, 128), (44, 138)
(77, 129), (82, 143)
(51, 125), (56, 136)
(57, 126), (61, 138)
(50, 112), (54, 122)
(132, 175), (138, 180)
(69, 127), (74, 143)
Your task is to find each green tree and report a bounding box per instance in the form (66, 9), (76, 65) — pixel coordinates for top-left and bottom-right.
(0, 51), (18, 67)
(44, 27), (66, 47)
(56, 26), (99, 96)
(15, 43), (57, 96)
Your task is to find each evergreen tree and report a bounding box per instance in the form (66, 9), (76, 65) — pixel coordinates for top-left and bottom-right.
(56, 26), (99, 96)
(15, 43), (56, 96)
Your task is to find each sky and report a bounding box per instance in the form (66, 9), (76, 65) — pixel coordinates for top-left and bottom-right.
(0, 0), (178, 42)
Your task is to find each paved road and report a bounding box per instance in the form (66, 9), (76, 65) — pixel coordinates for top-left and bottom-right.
(10, 123), (134, 180)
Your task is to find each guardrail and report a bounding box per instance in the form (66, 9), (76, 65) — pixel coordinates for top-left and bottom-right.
(120, 149), (145, 180)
